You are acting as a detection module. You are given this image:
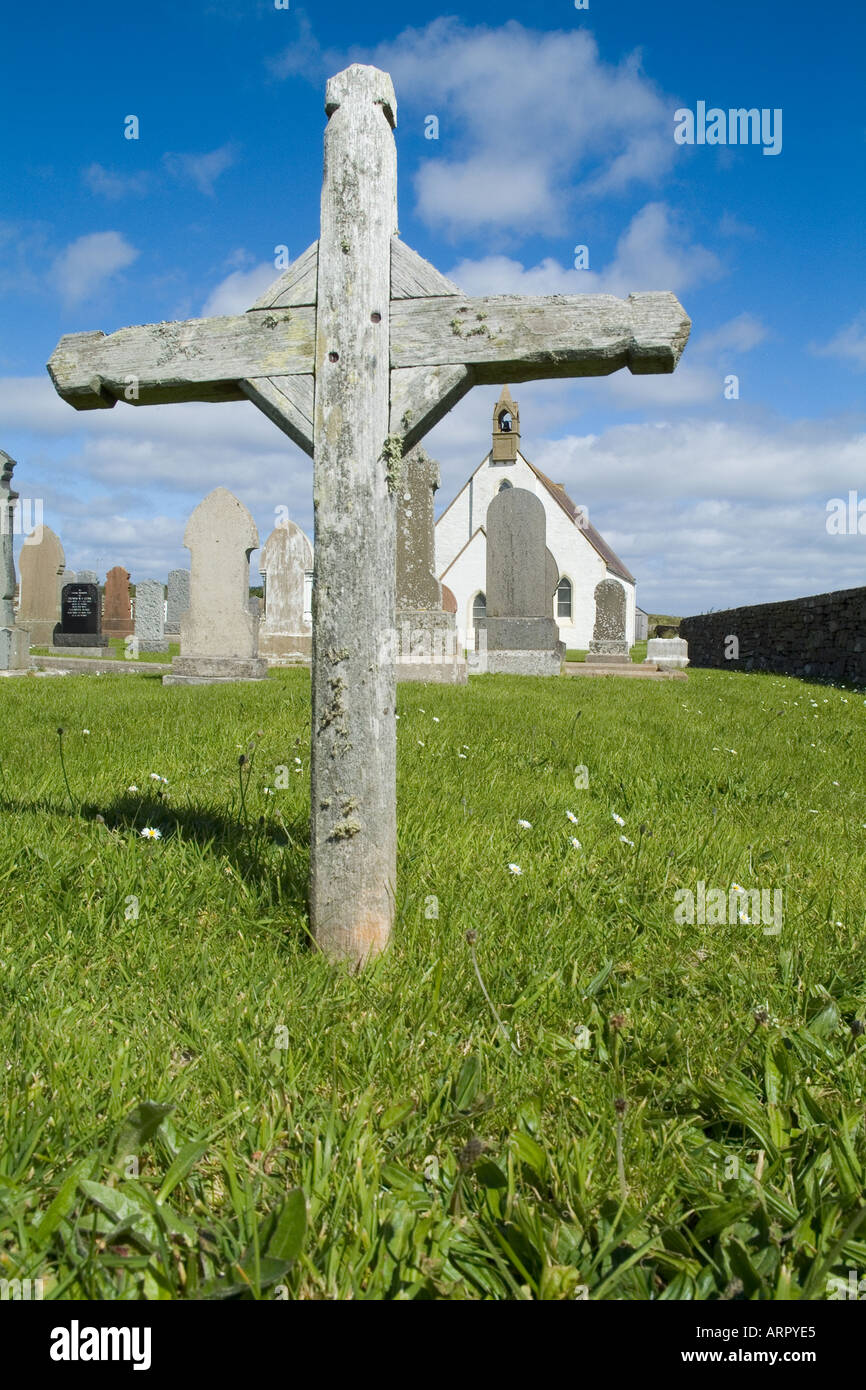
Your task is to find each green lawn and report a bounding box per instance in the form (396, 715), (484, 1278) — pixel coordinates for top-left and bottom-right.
(1, 667), (865, 1300)
(30, 638), (179, 664)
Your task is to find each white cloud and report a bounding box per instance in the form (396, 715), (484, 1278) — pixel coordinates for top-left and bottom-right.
(82, 164), (151, 199)
(812, 314), (866, 371)
(52, 231), (139, 306)
(163, 143), (239, 196)
(273, 19), (679, 236)
(446, 203), (721, 300)
(692, 313), (768, 356)
(202, 262), (279, 315)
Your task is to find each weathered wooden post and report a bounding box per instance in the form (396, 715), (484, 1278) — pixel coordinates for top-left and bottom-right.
(46, 63), (691, 970)
(310, 66), (399, 961)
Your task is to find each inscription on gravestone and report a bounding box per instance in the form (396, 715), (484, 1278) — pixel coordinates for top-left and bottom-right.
(53, 583), (108, 649)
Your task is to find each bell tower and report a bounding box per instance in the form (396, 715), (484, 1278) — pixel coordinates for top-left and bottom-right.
(491, 385), (520, 464)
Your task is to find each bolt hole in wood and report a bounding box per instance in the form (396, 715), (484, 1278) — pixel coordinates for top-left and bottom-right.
(370, 311), (381, 323)
(328, 351), (339, 362)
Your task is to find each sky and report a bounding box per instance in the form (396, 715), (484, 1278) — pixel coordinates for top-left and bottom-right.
(2, 0), (864, 615)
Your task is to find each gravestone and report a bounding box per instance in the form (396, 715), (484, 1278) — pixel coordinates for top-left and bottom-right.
(481, 487), (565, 675)
(645, 636), (689, 670)
(48, 62), (690, 966)
(52, 582), (109, 652)
(163, 488), (267, 685)
(75, 569), (98, 585)
(395, 445), (466, 683)
(18, 525), (65, 647)
(0, 452), (29, 670)
(103, 566), (133, 637)
(259, 520), (313, 664)
(588, 578), (629, 663)
(165, 568), (190, 634)
(135, 578), (169, 653)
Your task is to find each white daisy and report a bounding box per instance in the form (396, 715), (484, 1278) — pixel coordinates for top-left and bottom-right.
(140, 827), (162, 840)
(569, 837), (581, 849)
(508, 863), (522, 876)
(566, 810), (578, 824)
(612, 813), (625, 827)
(517, 819), (532, 829)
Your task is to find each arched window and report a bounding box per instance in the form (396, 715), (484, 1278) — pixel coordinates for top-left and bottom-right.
(497, 410), (512, 432)
(498, 479), (512, 492)
(556, 576), (573, 619)
(472, 591), (487, 624)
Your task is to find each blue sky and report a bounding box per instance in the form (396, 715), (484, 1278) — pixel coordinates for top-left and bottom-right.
(2, 0), (864, 612)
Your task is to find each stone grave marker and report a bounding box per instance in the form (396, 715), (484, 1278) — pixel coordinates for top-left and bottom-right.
(259, 520), (313, 664)
(0, 451), (28, 670)
(645, 636), (689, 670)
(103, 566), (133, 637)
(481, 487), (565, 675)
(18, 525), (65, 647)
(75, 569), (99, 585)
(53, 582), (109, 653)
(165, 569), (190, 634)
(588, 578), (629, 663)
(163, 488), (267, 685)
(396, 445), (466, 683)
(480, 489), (569, 678)
(47, 62), (690, 965)
(134, 578), (169, 653)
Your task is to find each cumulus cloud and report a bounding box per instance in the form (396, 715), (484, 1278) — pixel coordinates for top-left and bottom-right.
(446, 203), (721, 300)
(812, 314), (866, 371)
(202, 262), (279, 315)
(163, 143), (239, 196)
(270, 19), (678, 236)
(52, 231), (139, 306)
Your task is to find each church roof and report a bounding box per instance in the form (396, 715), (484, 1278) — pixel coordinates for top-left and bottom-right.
(523, 457), (635, 585)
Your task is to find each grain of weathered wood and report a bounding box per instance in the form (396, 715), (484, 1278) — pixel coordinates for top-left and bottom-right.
(48, 310), (315, 408)
(239, 374), (315, 456)
(309, 64), (398, 965)
(390, 291), (690, 377)
(251, 241), (319, 310)
(390, 237), (462, 300)
(389, 363), (472, 451)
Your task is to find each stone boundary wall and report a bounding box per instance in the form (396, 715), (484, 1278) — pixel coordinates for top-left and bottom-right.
(680, 586), (866, 685)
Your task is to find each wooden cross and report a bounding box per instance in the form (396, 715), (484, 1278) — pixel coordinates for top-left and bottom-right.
(47, 64), (690, 967)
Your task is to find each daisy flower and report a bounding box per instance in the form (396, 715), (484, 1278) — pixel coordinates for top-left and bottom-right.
(569, 837), (582, 849)
(612, 813), (625, 827)
(517, 819), (532, 829)
(619, 835), (635, 847)
(140, 827), (162, 840)
(508, 863), (522, 876)
(128, 785), (139, 793)
(566, 810), (578, 824)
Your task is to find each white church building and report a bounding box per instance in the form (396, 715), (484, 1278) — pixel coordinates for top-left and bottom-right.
(435, 387), (637, 651)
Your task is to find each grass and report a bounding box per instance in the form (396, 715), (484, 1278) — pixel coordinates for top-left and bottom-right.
(30, 638), (180, 664)
(565, 644), (646, 662)
(1, 667), (865, 1300)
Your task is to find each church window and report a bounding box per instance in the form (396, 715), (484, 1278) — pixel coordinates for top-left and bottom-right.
(472, 591), (487, 623)
(556, 576), (573, 619)
(498, 479), (512, 492)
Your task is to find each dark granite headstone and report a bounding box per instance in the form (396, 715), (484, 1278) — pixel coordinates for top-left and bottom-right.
(53, 582), (108, 648)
